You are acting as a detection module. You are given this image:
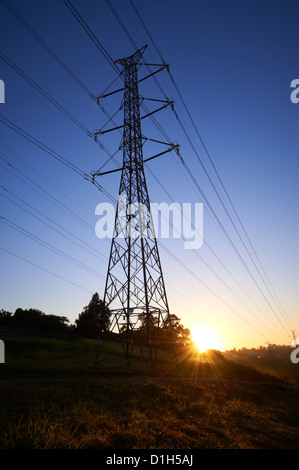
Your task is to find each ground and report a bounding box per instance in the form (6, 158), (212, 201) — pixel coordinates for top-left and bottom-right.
(1, 337), (299, 449)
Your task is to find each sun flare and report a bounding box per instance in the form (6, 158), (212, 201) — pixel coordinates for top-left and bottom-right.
(192, 325), (222, 352)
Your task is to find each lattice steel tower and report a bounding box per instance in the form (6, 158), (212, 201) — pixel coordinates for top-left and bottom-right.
(93, 46), (176, 367)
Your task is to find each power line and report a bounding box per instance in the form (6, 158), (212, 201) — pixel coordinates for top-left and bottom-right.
(0, 160), (239, 343)
(1, 151), (271, 342)
(104, 0), (169, 101)
(142, 106), (289, 336)
(62, 0), (119, 74)
(146, 155), (289, 336)
(142, 113), (287, 336)
(62, 1), (290, 339)
(0, 160), (123, 290)
(0, 2), (291, 343)
(0, 113), (88, 178)
(0, 113), (115, 204)
(0, 126), (274, 344)
(178, 149), (290, 335)
(0, 246), (94, 294)
(146, 169), (284, 339)
(0, 50), (90, 134)
(0, 48), (118, 168)
(1, 0), (124, 169)
(59, 0), (168, 176)
(0, 180), (107, 265)
(157, 239), (270, 342)
(1, 0), (95, 99)
(105, 0), (138, 50)
(1, 0), (123, 174)
(0, 1), (125, 174)
(128, 0), (161, 62)
(0, 155), (95, 231)
(0, 216), (105, 280)
(0, 135), (269, 342)
(172, 108), (292, 334)
(0, 184), (271, 344)
(1, 144), (96, 221)
(128, 0), (295, 333)
(120, 4), (292, 335)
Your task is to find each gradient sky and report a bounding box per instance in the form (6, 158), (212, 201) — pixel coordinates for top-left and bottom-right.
(0, 0), (298, 350)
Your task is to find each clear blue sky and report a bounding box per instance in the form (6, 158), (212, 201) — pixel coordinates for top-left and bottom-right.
(0, 0), (298, 350)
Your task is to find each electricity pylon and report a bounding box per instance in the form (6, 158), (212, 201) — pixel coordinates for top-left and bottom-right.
(93, 46), (177, 368)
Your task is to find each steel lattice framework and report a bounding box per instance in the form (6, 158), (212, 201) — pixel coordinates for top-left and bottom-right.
(94, 46), (176, 367)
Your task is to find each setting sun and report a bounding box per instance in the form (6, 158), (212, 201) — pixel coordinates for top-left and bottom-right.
(191, 325), (222, 352)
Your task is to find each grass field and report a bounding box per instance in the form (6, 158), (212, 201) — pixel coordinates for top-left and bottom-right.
(1, 336), (299, 449)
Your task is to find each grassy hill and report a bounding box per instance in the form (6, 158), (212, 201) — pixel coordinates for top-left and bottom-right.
(1, 336), (299, 449)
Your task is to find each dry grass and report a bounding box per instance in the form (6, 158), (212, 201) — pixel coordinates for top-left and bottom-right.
(1, 337), (299, 449)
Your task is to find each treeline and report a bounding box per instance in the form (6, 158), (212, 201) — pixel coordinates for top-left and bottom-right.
(224, 343), (299, 386)
(0, 292), (192, 348)
(0, 293), (110, 339)
(74, 293), (192, 351)
(226, 344), (294, 358)
(0, 307), (71, 337)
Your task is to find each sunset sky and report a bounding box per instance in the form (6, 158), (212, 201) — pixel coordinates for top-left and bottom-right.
(0, 0), (298, 351)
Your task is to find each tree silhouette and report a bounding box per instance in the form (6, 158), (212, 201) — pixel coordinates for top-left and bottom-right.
(0, 308), (69, 336)
(161, 314), (192, 349)
(135, 312), (192, 351)
(75, 293), (111, 339)
(0, 309), (12, 325)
